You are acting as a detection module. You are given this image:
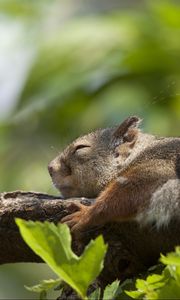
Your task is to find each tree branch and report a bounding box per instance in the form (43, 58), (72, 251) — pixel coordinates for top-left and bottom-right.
(1, 191), (180, 285)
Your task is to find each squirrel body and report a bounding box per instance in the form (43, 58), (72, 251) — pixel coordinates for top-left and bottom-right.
(48, 116), (180, 234)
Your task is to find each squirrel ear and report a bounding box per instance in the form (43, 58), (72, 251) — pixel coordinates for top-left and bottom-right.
(113, 116), (142, 144)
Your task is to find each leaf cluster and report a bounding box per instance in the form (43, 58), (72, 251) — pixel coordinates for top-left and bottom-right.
(16, 219), (107, 300)
(127, 247), (180, 300)
(16, 219), (180, 300)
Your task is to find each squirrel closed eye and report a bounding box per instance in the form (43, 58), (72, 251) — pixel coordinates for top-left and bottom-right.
(74, 144), (91, 153)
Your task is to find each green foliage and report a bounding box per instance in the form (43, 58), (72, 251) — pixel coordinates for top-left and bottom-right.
(0, 0), (47, 20)
(15, 219), (180, 299)
(0, 0), (180, 193)
(88, 288), (101, 300)
(126, 247), (180, 300)
(25, 278), (61, 300)
(103, 280), (121, 299)
(16, 219), (107, 299)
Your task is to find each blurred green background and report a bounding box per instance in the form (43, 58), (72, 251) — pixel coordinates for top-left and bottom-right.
(0, 0), (179, 298)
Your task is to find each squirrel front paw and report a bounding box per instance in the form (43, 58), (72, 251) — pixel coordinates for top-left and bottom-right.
(61, 202), (91, 238)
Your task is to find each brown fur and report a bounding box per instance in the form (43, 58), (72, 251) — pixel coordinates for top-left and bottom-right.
(48, 116), (180, 236)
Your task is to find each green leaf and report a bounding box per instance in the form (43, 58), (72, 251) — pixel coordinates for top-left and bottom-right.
(160, 247), (180, 266)
(118, 279), (137, 300)
(125, 247), (180, 299)
(25, 278), (61, 293)
(125, 274), (166, 299)
(125, 290), (143, 299)
(89, 288), (101, 300)
(103, 280), (120, 299)
(156, 278), (180, 299)
(16, 219), (107, 299)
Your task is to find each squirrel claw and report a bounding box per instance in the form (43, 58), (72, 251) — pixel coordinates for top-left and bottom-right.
(61, 212), (79, 226)
(61, 207), (90, 237)
(65, 201), (85, 213)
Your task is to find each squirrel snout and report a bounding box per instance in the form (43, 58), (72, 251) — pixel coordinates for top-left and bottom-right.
(48, 157), (71, 177)
(48, 157), (61, 176)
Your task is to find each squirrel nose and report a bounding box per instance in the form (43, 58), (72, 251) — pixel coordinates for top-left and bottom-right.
(48, 156), (71, 177)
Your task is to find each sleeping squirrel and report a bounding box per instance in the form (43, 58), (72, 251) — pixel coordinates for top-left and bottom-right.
(48, 116), (180, 235)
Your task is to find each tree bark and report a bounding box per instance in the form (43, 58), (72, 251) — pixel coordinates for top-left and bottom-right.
(1, 191), (180, 286)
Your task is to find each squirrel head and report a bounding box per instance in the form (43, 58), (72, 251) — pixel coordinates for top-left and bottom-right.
(48, 116), (142, 198)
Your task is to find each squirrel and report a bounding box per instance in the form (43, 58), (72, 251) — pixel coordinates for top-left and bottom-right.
(48, 116), (180, 236)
